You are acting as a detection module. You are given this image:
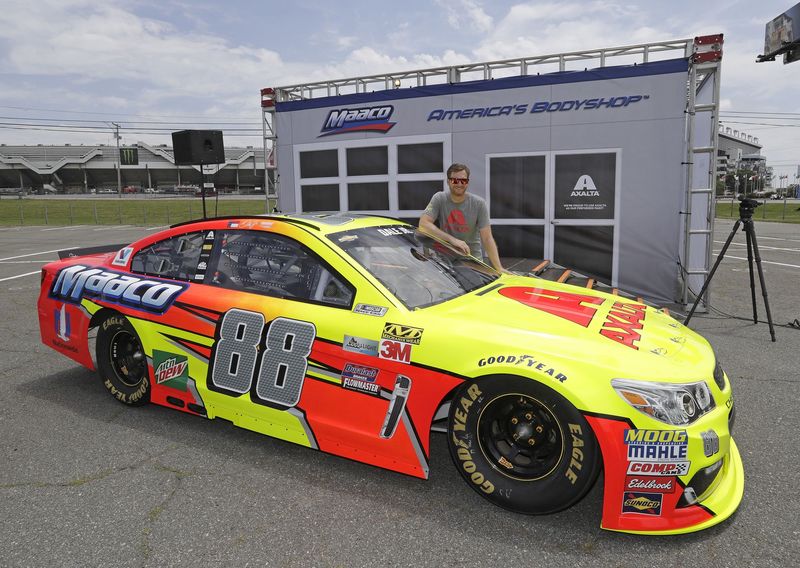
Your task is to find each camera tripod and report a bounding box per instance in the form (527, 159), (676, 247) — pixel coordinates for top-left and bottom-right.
(684, 198), (776, 342)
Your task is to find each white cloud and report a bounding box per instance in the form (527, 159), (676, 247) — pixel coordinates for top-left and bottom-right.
(436, 0), (493, 33)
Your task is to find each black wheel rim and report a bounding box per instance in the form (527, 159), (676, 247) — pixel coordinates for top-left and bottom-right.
(109, 330), (146, 388)
(477, 393), (564, 481)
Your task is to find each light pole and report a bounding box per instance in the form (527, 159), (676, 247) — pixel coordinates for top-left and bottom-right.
(110, 122), (122, 197)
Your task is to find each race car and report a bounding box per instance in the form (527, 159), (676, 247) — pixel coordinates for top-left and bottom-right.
(37, 214), (743, 534)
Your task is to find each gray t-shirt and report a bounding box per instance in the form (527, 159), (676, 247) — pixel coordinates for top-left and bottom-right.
(423, 191), (490, 258)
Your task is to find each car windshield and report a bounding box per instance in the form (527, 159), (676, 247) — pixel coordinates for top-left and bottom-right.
(329, 224), (499, 309)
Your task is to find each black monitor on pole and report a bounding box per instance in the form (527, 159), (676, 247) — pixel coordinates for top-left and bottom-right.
(171, 130), (226, 219)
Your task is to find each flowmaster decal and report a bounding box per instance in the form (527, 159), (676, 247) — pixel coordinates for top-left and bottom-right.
(50, 264), (185, 313)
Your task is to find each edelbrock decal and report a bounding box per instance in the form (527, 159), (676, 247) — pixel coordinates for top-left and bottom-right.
(50, 264), (185, 314)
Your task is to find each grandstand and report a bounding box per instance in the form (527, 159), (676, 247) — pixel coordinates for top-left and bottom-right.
(0, 142), (270, 194)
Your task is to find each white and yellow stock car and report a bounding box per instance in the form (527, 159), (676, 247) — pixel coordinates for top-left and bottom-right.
(38, 214), (743, 534)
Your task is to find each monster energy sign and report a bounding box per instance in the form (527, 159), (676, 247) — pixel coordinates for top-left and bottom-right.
(120, 147), (139, 166)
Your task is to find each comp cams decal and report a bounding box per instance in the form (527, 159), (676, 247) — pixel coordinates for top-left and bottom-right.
(50, 264), (185, 314)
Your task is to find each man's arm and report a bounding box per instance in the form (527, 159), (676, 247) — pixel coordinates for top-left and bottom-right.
(479, 225), (508, 273)
(419, 213), (471, 256)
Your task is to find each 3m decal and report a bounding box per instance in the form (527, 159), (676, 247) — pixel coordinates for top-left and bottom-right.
(622, 492), (663, 516)
(381, 323), (423, 345)
(477, 354), (567, 382)
(50, 264), (185, 314)
(599, 301), (647, 350)
(626, 461), (690, 477)
(379, 339), (411, 363)
(111, 247), (134, 267)
(624, 476), (676, 493)
(701, 430), (720, 457)
(154, 350), (189, 390)
(209, 309), (316, 408)
(343, 335), (379, 357)
(341, 363), (381, 396)
(624, 429), (688, 462)
(353, 303), (388, 317)
(498, 287), (603, 327)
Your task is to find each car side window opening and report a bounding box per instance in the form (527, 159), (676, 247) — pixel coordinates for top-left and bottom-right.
(131, 232), (205, 281)
(207, 230), (354, 307)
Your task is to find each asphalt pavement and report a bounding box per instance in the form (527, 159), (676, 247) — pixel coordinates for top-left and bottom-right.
(0, 219), (798, 567)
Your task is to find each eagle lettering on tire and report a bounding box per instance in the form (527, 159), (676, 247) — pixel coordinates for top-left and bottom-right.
(447, 375), (601, 514)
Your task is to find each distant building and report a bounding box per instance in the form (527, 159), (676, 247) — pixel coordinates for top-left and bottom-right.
(0, 142), (271, 194)
(716, 127), (769, 193)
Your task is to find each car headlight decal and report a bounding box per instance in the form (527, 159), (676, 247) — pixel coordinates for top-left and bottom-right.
(612, 379), (715, 426)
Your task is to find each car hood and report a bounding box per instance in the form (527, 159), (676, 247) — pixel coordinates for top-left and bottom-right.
(423, 276), (709, 379)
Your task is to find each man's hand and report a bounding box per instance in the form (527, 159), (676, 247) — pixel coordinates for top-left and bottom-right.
(449, 238), (471, 256)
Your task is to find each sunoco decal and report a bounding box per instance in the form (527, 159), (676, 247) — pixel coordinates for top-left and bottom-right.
(622, 492), (663, 516)
(50, 264), (185, 314)
(320, 105), (396, 136)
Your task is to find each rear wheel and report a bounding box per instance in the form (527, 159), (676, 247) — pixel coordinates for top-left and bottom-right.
(447, 376), (600, 514)
(96, 313), (150, 406)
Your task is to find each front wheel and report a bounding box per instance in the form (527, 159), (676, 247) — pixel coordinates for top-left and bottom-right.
(96, 313), (150, 406)
(447, 376), (600, 514)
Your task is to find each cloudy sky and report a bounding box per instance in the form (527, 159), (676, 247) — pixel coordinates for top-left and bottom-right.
(1, 0), (798, 180)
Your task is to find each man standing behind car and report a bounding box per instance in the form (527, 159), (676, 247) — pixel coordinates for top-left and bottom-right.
(419, 162), (507, 272)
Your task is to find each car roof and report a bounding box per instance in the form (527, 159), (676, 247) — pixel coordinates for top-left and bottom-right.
(169, 213), (409, 236)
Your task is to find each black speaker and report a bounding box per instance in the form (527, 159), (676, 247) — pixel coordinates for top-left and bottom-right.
(171, 130), (225, 165)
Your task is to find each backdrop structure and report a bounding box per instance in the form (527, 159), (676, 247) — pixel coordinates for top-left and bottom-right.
(262, 38), (723, 305)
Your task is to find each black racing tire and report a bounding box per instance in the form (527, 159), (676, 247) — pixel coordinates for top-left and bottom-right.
(96, 313), (150, 406)
(447, 375), (601, 514)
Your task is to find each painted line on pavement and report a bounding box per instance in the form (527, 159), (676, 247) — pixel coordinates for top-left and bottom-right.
(0, 248), (76, 262)
(0, 270), (40, 282)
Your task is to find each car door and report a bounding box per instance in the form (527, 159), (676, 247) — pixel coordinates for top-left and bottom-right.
(193, 227), (432, 477)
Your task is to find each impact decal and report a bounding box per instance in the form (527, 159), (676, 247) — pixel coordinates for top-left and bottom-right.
(382, 322), (423, 345)
(624, 429), (688, 462)
(353, 303), (388, 317)
(341, 363), (381, 396)
(622, 492), (663, 516)
(320, 105), (396, 136)
(111, 247), (134, 267)
(626, 461), (691, 477)
(701, 430), (720, 457)
(498, 286), (604, 327)
(600, 302), (646, 350)
(50, 264), (185, 314)
(343, 335), (379, 357)
(624, 476), (676, 493)
(154, 350), (190, 390)
(477, 354), (567, 382)
(379, 339), (412, 363)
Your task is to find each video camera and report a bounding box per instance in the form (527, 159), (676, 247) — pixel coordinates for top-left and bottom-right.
(738, 197), (761, 219)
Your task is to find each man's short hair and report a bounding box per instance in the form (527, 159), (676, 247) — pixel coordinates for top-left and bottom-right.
(447, 163), (470, 178)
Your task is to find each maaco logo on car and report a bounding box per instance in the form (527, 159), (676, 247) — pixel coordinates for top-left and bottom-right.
(320, 105), (396, 136)
(50, 264), (186, 314)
